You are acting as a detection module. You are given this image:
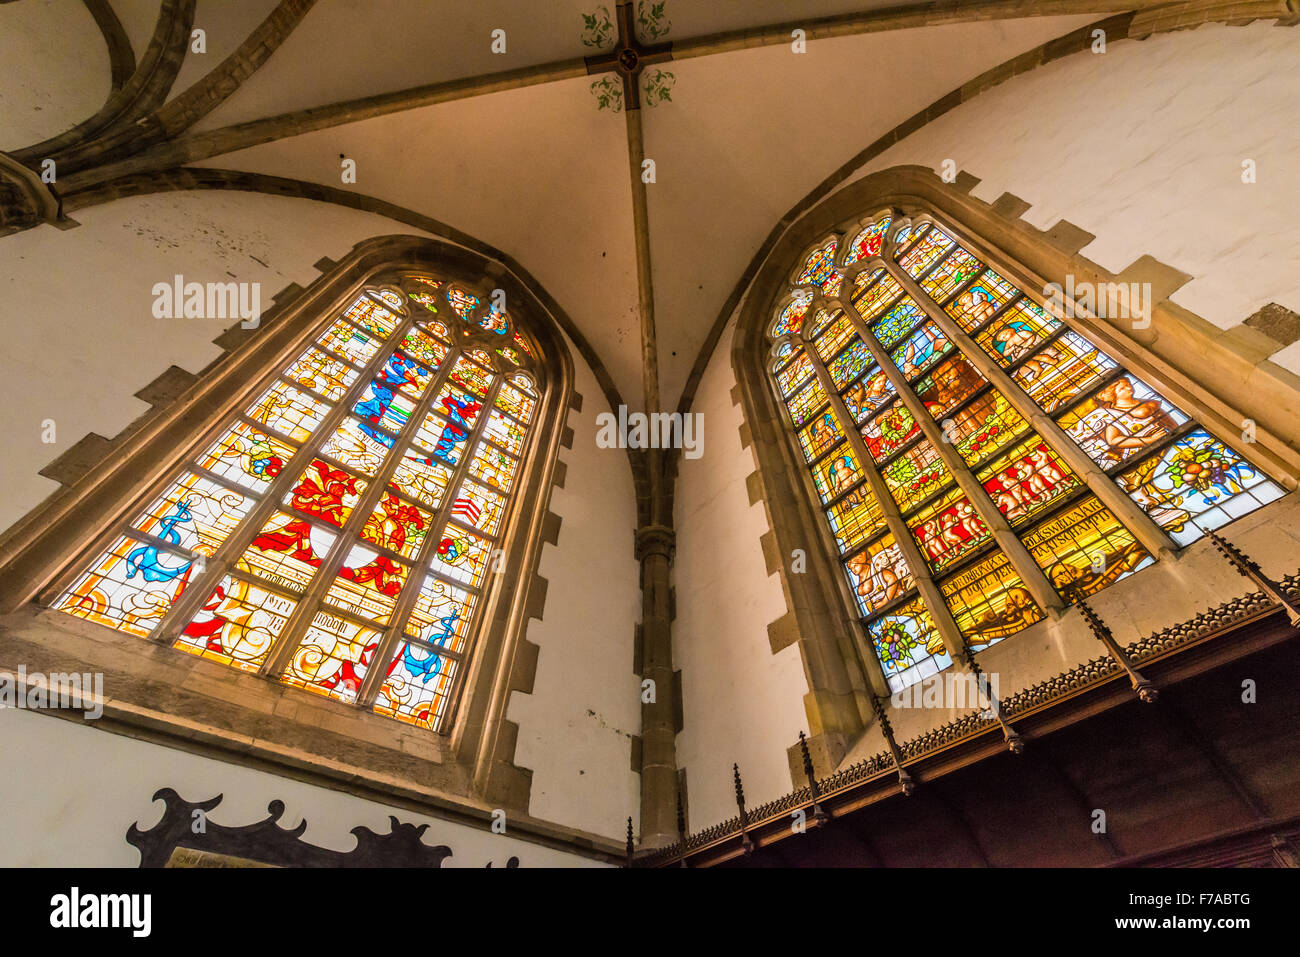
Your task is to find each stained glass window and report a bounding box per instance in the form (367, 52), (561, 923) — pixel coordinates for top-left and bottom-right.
(55, 275), (545, 732)
(867, 598), (952, 692)
(766, 211), (1284, 692)
(862, 401), (919, 463)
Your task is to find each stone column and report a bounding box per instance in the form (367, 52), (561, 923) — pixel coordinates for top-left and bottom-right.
(635, 522), (679, 848)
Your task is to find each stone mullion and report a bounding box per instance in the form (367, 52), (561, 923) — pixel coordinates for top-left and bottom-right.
(261, 336), (469, 680)
(356, 374), (505, 710)
(877, 255), (1179, 561)
(149, 308), (420, 647)
(828, 291), (1065, 617)
(798, 337), (969, 662)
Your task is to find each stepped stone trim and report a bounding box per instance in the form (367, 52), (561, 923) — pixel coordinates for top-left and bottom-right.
(39, 434), (115, 488)
(33, 281), (308, 494)
(1245, 303), (1300, 350)
(133, 365), (198, 406)
(540, 510), (562, 547)
(484, 358), (583, 809)
(990, 191), (1032, 219)
(767, 609), (800, 654)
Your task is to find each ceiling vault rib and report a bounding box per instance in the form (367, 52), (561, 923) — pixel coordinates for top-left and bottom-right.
(155, 0), (321, 140)
(670, 0), (1169, 60)
(55, 0), (1144, 193)
(48, 0), (320, 179)
(625, 107), (660, 414)
(58, 58), (592, 192)
(13, 0), (196, 167)
(82, 0), (136, 93)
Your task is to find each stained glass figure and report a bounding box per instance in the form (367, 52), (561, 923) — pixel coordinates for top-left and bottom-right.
(976, 300), (1060, 367)
(798, 409), (843, 463)
(1056, 374), (1189, 468)
(891, 322), (952, 379)
(1012, 330), (1116, 413)
(842, 368), (894, 423)
(915, 355), (988, 419)
(862, 401), (920, 464)
(908, 485), (990, 572)
(845, 534), (915, 616)
(813, 444), (865, 504)
(976, 436), (1080, 526)
(946, 269), (1019, 332)
(446, 287), (481, 320)
(920, 247), (983, 303)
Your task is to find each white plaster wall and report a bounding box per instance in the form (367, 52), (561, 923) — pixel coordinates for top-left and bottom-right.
(673, 318), (805, 829)
(0, 0), (110, 151)
(0, 707), (604, 866)
(843, 21), (1300, 356)
(0, 191), (440, 533)
(508, 330), (642, 841)
(0, 189), (640, 846)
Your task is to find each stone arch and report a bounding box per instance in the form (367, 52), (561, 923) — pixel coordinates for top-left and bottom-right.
(0, 232), (580, 813)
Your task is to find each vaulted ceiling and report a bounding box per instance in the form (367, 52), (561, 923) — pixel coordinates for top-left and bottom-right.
(2, 0), (1145, 414)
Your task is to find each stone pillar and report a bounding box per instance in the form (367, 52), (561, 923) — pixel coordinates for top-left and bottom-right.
(635, 523), (679, 848)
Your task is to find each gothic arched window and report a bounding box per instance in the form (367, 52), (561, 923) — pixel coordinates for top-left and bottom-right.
(52, 272), (544, 731)
(768, 210), (1283, 692)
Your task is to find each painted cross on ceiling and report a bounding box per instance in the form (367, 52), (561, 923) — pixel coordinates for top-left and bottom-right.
(583, 1), (676, 111)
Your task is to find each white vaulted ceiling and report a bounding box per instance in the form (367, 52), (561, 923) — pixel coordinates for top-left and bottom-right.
(2, 0), (1118, 411)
